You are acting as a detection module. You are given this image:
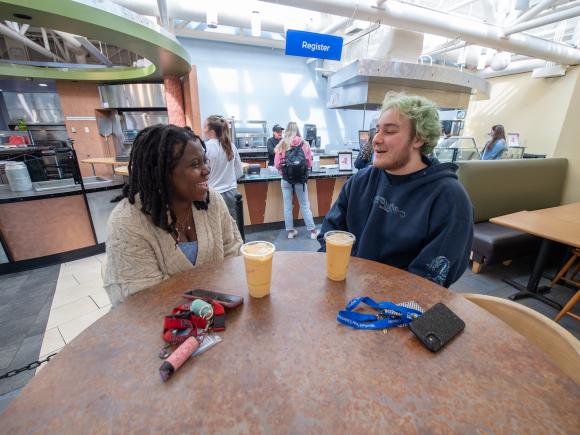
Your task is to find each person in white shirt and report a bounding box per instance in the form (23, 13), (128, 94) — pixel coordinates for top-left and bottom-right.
(202, 115), (243, 221)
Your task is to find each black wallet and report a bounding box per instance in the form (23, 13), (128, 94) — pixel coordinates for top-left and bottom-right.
(409, 303), (465, 352)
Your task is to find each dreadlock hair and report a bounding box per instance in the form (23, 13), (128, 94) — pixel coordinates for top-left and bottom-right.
(114, 124), (209, 238)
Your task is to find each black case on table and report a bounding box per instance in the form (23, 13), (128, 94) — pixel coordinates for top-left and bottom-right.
(409, 303), (465, 352)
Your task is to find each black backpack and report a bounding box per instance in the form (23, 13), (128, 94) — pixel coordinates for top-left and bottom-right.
(282, 143), (308, 189)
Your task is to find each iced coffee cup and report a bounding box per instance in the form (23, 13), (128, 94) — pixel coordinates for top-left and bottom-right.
(240, 241), (276, 298)
(324, 231), (356, 281)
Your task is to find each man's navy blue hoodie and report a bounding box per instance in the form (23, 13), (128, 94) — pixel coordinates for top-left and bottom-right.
(318, 157), (473, 288)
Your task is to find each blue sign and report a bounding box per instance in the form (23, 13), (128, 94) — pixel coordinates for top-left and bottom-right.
(285, 30), (343, 61)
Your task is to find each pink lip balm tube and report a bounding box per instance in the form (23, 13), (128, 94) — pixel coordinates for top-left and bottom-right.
(159, 336), (199, 382)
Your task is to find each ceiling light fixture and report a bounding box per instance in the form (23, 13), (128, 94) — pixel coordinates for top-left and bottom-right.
(251, 11), (261, 37)
(207, 7), (218, 29)
(38, 83), (48, 87)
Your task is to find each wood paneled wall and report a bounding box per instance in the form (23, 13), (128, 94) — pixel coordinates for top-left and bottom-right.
(183, 65), (202, 135)
(56, 82), (113, 177)
(0, 195), (95, 261)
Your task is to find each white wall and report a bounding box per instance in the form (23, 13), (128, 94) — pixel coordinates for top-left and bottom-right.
(464, 67), (579, 155)
(178, 38), (375, 148)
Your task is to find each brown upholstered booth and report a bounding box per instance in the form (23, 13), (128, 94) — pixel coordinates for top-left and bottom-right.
(456, 158), (568, 272)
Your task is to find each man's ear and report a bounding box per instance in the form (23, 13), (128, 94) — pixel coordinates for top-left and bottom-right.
(411, 135), (424, 151)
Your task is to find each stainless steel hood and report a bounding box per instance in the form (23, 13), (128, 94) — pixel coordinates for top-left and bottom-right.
(327, 59), (490, 110)
(98, 83), (166, 109)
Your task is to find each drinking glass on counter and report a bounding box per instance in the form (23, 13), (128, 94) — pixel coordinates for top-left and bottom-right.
(240, 241), (276, 298)
(324, 231), (356, 281)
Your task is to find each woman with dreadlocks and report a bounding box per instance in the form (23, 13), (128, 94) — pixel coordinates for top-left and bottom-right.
(104, 124), (242, 306)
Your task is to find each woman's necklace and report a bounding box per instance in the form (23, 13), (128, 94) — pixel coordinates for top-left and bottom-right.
(177, 209), (194, 235)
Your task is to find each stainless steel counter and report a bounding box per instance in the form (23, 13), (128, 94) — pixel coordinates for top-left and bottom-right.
(238, 167), (356, 184)
(238, 147), (268, 154)
(0, 178), (124, 202)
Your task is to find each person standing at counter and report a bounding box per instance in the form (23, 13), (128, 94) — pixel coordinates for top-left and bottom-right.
(437, 122), (456, 148)
(318, 92), (473, 288)
(104, 124), (242, 306)
(481, 124), (507, 160)
(203, 115), (243, 221)
(267, 124), (284, 167)
(275, 122), (319, 240)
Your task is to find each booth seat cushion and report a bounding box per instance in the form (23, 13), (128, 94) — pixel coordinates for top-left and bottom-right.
(456, 159), (568, 223)
(472, 222), (540, 264)
(456, 159), (567, 268)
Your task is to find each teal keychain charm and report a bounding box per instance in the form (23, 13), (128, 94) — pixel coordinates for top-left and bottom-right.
(190, 299), (214, 319)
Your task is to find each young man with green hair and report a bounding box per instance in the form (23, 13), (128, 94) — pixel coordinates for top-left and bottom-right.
(318, 93), (473, 287)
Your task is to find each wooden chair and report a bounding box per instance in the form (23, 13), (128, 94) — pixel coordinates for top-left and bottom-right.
(549, 248), (580, 322)
(549, 248), (580, 289)
(554, 291), (580, 322)
(463, 294), (580, 385)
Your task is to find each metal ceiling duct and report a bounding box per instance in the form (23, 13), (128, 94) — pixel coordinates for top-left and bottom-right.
(0, 22), (63, 61)
(503, 5), (580, 36)
(260, 0), (580, 65)
(479, 59), (547, 78)
(175, 28), (285, 49)
(332, 27), (423, 73)
(368, 27), (423, 63)
(53, 31), (88, 64)
(112, 0), (288, 34)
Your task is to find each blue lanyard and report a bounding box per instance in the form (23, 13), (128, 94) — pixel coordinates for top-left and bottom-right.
(337, 296), (422, 330)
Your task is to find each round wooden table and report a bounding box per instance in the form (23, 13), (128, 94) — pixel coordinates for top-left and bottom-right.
(1, 253), (578, 433)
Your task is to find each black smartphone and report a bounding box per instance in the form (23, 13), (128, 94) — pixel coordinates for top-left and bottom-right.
(183, 289), (243, 309)
(409, 303), (465, 352)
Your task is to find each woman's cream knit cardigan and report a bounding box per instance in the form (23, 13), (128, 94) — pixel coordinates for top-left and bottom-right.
(104, 189), (242, 306)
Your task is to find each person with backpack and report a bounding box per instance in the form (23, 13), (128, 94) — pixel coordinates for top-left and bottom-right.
(274, 122), (319, 239)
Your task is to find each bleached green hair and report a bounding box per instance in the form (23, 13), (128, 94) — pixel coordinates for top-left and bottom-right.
(381, 92), (441, 155)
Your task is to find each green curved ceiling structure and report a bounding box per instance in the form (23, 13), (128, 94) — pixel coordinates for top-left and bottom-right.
(0, 0), (191, 81)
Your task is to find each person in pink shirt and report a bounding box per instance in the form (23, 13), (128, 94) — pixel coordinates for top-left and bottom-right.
(274, 122), (319, 239)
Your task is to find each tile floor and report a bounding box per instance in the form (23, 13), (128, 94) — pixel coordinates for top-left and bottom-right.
(0, 264), (59, 404)
(1, 225), (579, 416)
(0, 254), (111, 415)
(38, 254), (111, 364)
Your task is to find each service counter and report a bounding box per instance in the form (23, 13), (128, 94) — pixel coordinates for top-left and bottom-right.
(236, 168), (354, 225)
(238, 148), (342, 168)
(0, 180), (123, 272)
